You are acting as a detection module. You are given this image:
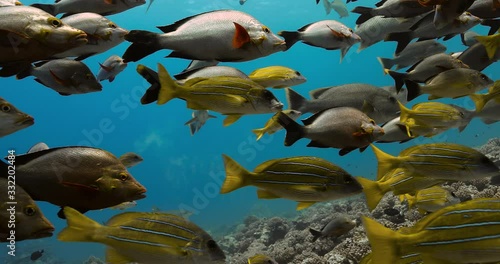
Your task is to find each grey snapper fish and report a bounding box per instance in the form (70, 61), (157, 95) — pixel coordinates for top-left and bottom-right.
(0, 97), (34, 137)
(458, 41), (500, 71)
(16, 59), (102, 96)
(322, 0), (349, 18)
(0, 178), (54, 242)
(123, 10), (286, 62)
(279, 20), (360, 60)
(287, 84), (401, 124)
(0, 0), (21, 6)
(309, 215), (356, 242)
(54, 13), (128, 60)
(377, 40), (446, 70)
(97, 55), (127, 82)
(0, 6), (87, 65)
(276, 107), (385, 156)
(353, 0), (433, 25)
(354, 15), (422, 52)
(185, 110), (217, 136)
(31, 0), (146, 16)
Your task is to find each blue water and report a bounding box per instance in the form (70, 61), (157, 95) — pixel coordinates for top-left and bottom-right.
(1, 0), (499, 262)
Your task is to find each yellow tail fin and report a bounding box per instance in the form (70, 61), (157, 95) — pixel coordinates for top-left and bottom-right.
(356, 177), (386, 211)
(252, 128), (265, 141)
(362, 216), (400, 264)
(220, 155), (252, 194)
(57, 207), (102, 242)
(397, 101), (412, 124)
(370, 144), (399, 180)
(157, 64), (181, 105)
(469, 93), (487, 112)
(476, 34), (500, 60)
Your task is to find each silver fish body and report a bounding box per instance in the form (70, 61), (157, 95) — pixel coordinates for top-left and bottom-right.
(97, 55), (127, 82)
(376, 117), (413, 143)
(184, 110), (217, 135)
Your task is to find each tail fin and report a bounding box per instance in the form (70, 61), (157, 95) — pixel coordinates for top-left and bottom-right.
(252, 128), (266, 141)
(137, 64), (160, 105)
(370, 144), (399, 180)
(387, 70), (408, 93)
(220, 155), (251, 194)
(30, 4), (56, 15)
(469, 93), (487, 112)
(404, 80), (421, 101)
(157, 64), (181, 105)
(352, 6), (373, 25)
(385, 32), (413, 55)
(475, 34), (500, 60)
(322, 0), (331, 15)
(286, 88), (308, 113)
(278, 31), (301, 51)
(377, 57), (394, 71)
(57, 207), (101, 242)
(123, 30), (162, 62)
(362, 216), (400, 264)
(356, 177), (386, 211)
(275, 112), (305, 147)
(309, 228), (322, 242)
(481, 19), (500, 36)
(15, 64), (33, 80)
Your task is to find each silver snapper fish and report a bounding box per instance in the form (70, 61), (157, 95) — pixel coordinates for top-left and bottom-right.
(354, 15), (422, 52)
(353, 0), (433, 25)
(377, 40), (446, 70)
(97, 55), (127, 82)
(54, 13), (128, 60)
(386, 12), (482, 54)
(185, 110), (217, 136)
(0, 97), (34, 137)
(279, 20), (360, 61)
(276, 107), (385, 156)
(16, 59), (102, 96)
(287, 84), (401, 124)
(31, 0), (146, 16)
(123, 10), (286, 62)
(322, 0), (349, 18)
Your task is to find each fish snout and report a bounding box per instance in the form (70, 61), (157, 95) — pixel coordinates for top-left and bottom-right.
(274, 40), (287, 51)
(70, 31), (88, 45)
(272, 100), (284, 111)
(16, 114), (34, 126)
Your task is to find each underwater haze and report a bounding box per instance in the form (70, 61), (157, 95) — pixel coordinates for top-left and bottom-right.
(1, 0), (499, 263)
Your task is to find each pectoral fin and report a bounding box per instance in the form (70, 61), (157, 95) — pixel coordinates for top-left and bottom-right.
(257, 189), (280, 199)
(297, 201), (316, 210)
(232, 22), (251, 48)
(99, 63), (113, 72)
(223, 115), (242, 127)
(50, 70), (71, 87)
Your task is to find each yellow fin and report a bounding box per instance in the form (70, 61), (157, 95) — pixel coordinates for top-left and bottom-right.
(252, 128), (266, 141)
(157, 64), (181, 105)
(356, 177), (385, 211)
(397, 101), (412, 124)
(469, 93), (486, 112)
(106, 247), (134, 264)
(370, 144), (399, 180)
(362, 216), (400, 264)
(220, 155), (251, 194)
(296, 201), (316, 210)
(475, 34), (500, 60)
(57, 207), (102, 242)
(223, 115), (242, 127)
(257, 189), (280, 199)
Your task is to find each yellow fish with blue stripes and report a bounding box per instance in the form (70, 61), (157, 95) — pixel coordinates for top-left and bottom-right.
(363, 198), (500, 264)
(58, 207), (226, 264)
(400, 186), (460, 214)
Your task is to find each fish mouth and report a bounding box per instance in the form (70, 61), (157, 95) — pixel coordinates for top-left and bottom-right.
(272, 102), (284, 111)
(71, 33), (88, 45)
(133, 188), (147, 200)
(275, 41), (287, 51)
(32, 228), (55, 239)
(16, 115), (34, 126)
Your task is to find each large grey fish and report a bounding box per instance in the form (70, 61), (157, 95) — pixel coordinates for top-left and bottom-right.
(458, 41), (500, 71)
(0, 6), (87, 65)
(286, 84), (401, 124)
(97, 55), (127, 82)
(0, 146), (147, 219)
(352, 0), (433, 25)
(433, 0), (477, 29)
(123, 10), (286, 62)
(276, 108), (385, 156)
(309, 215), (356, 242)
(31, 0), (146, 16)
(0, 97), (34, 137)
(467, 0), (500, 19)
(0, 178), (54, 242)
(354, 15), (422, 52)
(387, 53), (469, 94)
(377, 40), (446, 70)
(278, 20), (360, 60)
(16, 59), (102, 96)
(53, 13), (128, 60)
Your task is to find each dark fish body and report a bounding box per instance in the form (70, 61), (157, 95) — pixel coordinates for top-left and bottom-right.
(31, 0), (146, 16)
(1, 147), (147, 213)
(458, 42), (500, 71)
(377, 40), (446, 70)
(30, 250), (44, 261)
(0, 179), (54, 242)
(58, 207), (225, 264)
(287, 84), (401, 124)
(220, 155), (363, 210)
(468, 0), (500, 19)
(309, 215), (356, 242)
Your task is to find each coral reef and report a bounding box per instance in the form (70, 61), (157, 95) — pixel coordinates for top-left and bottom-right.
(221, 138), (500, 264)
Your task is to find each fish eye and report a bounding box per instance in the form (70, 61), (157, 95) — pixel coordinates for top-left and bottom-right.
(49, 18), (61, 27)
(1, 104), (11, 112)
(207, 240), (218, 249)
(109, 23), (117, 29)
(480, 74), (488, 81)
(389, 96), (397, 103)
(370, 119), (376, 125)
(85, 74), (93, 80)
(119, 173), (129, 181)
(343, 175), (352, 183)
(24, 206), (36, 216)
(295, 71), (301, 76)
(349, 28), (353, 33)
(262, 26), (270, 33)
(451, 192), (457, 198)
